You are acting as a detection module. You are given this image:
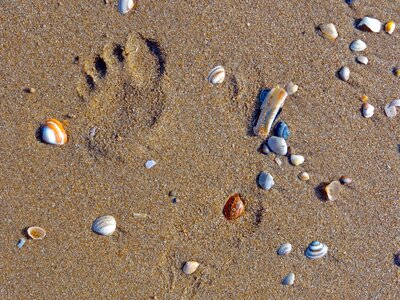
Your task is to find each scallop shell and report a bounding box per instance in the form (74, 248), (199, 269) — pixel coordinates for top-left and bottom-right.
(284, 82), (298, 96)
(282, 272), (295, 285)
(305, 241), (328, 259)
(357, 17), (382, 33)
(118, 0), (134, 15)
(274, 121), (290, 140)
(385, 21), (395, 34)
(92, 215), (116, 236)
(299, 172), (310, 181)
(290, 155), (304, 166)
(324, 181), (340, 201)
(207, 66), (225, 84)
(362, 102), (374, 118)
(27, 226), (46, 240)
(223, 193), (245, 220)
(277, 243), (292, 256)
(182, 261), (199, 275)
(356, 56), (368, 65)
(350, 39), (367, 52)
(318, 23), (338, 41)
(339, 66), (350, 81)
(253, 86), (288, 138)
(42, 118), (67, 145)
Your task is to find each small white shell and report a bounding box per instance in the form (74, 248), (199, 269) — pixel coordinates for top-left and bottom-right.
(362, 103), (374, 118)
(385, 21), (395, 34)
(384, 99), (400, 118)
(356, 56), (368, 65)
(290, 155), (305, 166)
(282, 272), (295, 285)
(298, 172), (310, 181)
(284, 82), (298, 96)
(182, 261), (199, 275)
(277, 243), (292, 256)
(145, 160), (156, 169)
(27, 226), (46, 240)
(357, 17), (382, 33)
(118, 0), (134, 15)
(350, 39), (367, 52)
(207, 66), (225, 84)
(339, 66), (350, 82)
(92, 215), (116, 236)
(305, 241), (328, 259)
(318, 23), (338, 41)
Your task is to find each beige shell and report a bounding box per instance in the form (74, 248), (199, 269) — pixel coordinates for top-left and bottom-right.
(284, 82), (298, 96)
(324, 181), (340, 201)
(27, 226), (46, 240)
(182, 261), (199, 275)
(318, 23), (338, 41)
(207, 66), (225, 84)
(298, 172), (310, 181)
(290, 155), (305, 166)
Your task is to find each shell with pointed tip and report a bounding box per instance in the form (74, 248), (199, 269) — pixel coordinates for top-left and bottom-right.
(118, 0), (134, 15)
(92, 215), (116, 236)
(253, 86), (287, 138)
(42, 118), (67, 145)
(357, 17), (382, 33)
(277, 243), (292, 256)
(290, 155), (304, 166)
(207, 66), (225, 84)
(324, 181), (340, 201)
(318, 23), (338, 41)
(223, 193), (245, 220)
(362, 103), (374, 118)
(356, 56), (368, 65)
(282, 273), (295, 285)
(305, 241), (328, 259)
(385, 21), (395, 34)
(183, 261), (199, 274)
(339, 66), (350, 82)
(350, 39), (367, 52)
(27, 226), (46, 240)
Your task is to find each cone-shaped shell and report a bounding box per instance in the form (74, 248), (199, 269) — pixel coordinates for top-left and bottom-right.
(27, 226), (46, 240)
(318, 23), (338, 41)
(357, 17), (382, 33)
(207, 66), (225, 84)
(42, 118), (67, 145)
(118, 0), (134, 14)
(182, 261), (199, 275)
(305, 241), (328, 259)
(92, 215), (116, 236)
(223, 193), (245, 220)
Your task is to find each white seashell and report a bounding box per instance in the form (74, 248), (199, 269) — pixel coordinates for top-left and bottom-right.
(385, 21), (395, 34)
(384, 99), (400, 118)
(42, 119), (67, 145)
(362, 103), (374, 118)
(318, 23), (338, 41)
(145, 160), (156, 169)
(253, 86), (287, 138)
(357, 17), (382, 33)
(258, 171), (274, 190)
(356, 56), (368, 65)
(298, 172), (310, 181)
(92, 215), (116, 236)
(207, 66), (225, 84)
(118, 0), (134, 15)
(290, 155), (304, 166)
(27, 226), (46, 240)
(350, 39), (367, 52)
(267, 136), (287, 156)
(305, 241), (328, 259)
(182, 261), (199, 275)
(282, 272), (295, 285)
(277, 243), (292, 256)
(339, 66), (350, 82)
(284, 82), (298, 96)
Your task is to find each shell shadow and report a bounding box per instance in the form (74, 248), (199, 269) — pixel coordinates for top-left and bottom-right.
(397, 144), (400, 153)
(35, 125), (45, 144)
(393, 252), (400, 267)
(247, 88), (270, 136)
(314, 182), (328, 201)
(353, 18), (363, 29)
(21, 227), (31, 238)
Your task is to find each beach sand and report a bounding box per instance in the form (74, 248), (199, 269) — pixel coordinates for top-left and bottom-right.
(0, 0), (399, 299)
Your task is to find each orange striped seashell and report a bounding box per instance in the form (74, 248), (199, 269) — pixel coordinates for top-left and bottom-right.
(223, 193), (245, 220)
(42, 118), (67, 145)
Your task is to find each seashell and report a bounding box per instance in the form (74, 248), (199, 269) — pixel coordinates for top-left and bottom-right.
(362, 102), (374, 118)
(357, 17), (382, 33)
(318, 23), (338, 41)
(350, 39), (367, 52)
(284, 82), (298, 96)
(92, 215), (116, 236)
(267, 136), (287, 156)
(274, 121), (290, 140)
(182, 261), (199, 275)
(356, 56), (368, 65)
(274, 156), (282, 166)
(394, 68), (400, 77)
(261, 143), (271, 155)
(395, 251), (400, 267)
(27, 226), (46, 240)
(118, 0), (134, 15)
(339, 66), (350, 82)
(385, 21), (395, 34)
(42, 118), (67, 145)
(298, 172), (310, 181)
(253, 86), (287, 138)
(324, 181), (340, 201)
(384, 99), (400, 118)
(223, 193), (245, 220)
(277, 243), (292, 256)
(17, 238), (26, 249)
(339, 175), (352, 185)
(207, 66), (225, 85)
(290, 154), (304, 166)
(282, 272), (295, 285)
(259, 88), (270, 105)
(258, 171), (274, 190)
(145, 160), (156, 169)
(305, 241), (328, 259)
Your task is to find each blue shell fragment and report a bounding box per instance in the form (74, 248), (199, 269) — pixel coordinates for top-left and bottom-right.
(17, 238), (26, 249)
(274, 121), (290, 140)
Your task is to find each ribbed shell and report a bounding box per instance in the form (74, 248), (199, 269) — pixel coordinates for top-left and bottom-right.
(305, 241), (328, 259)
(92, 215), (116, 236)
(42, 119), (67, 145)
(118, 0), (134, 14)
(207, 66), (225, 84)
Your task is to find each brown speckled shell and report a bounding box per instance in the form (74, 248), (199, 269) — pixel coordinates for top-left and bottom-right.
(223, 193), (245, 220)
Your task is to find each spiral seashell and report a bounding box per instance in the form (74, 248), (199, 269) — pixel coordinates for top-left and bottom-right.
(318, 23), (338, 41)
(27, 226), (46, 240)
(277, 243), (292, 256)
(207, 66), (225, 84)
(223, 193), (245, 220)
(385, 21), (395, 34)
(42, 118), (67, 145)
(92, 215), (116, 236)
(357, 17), (382, 33)
(274, 121), (290, 140)
(182, 261), (199, 275)
(305, 241), (328, 259)
(350, 39), (367, 52)
(118, 0), (134, 15)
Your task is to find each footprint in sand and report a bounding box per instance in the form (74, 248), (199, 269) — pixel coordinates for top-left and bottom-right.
(76, 33), (167, 158)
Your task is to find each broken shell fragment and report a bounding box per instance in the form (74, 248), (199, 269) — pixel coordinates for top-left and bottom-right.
(207, 66), (225, 84)
(92, 215), (116, 236)
(356, 56), (368, 65)
(324, 181), (340, 201)
(362, 102), (374, 118)
(339, 175), (352, 185)
(253, 86), (287, 138)
(223, 193), (245, 220)
(305, 241), (328, 259)
(282, 272), (295, 285)
(350, 39), (367, 52)
(118, 0), (134, 14)
(318, 23), (338, 41)
(42, 118), (68, 145)
(277, 243), (292, 256)
(298, 172), (310, 181)
(182, 261), (199, 275)
(17, 238), (26, 249)
(290, 155), (304, 166)
(27, 226), (46, 240)
(339, 66), (350, 81)
(357, 17), (382, 33)
(284, 82), (298, 96)
(385, 21), (395, 34)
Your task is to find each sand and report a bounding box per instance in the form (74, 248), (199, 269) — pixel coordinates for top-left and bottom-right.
(0, 0), (399, 299)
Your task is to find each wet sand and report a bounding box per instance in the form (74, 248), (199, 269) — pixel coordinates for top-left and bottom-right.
(0, 0), (399, 299)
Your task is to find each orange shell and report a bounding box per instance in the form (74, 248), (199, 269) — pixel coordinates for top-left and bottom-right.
(223, 193), (245, 220)
(45, 118), (67, 145)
